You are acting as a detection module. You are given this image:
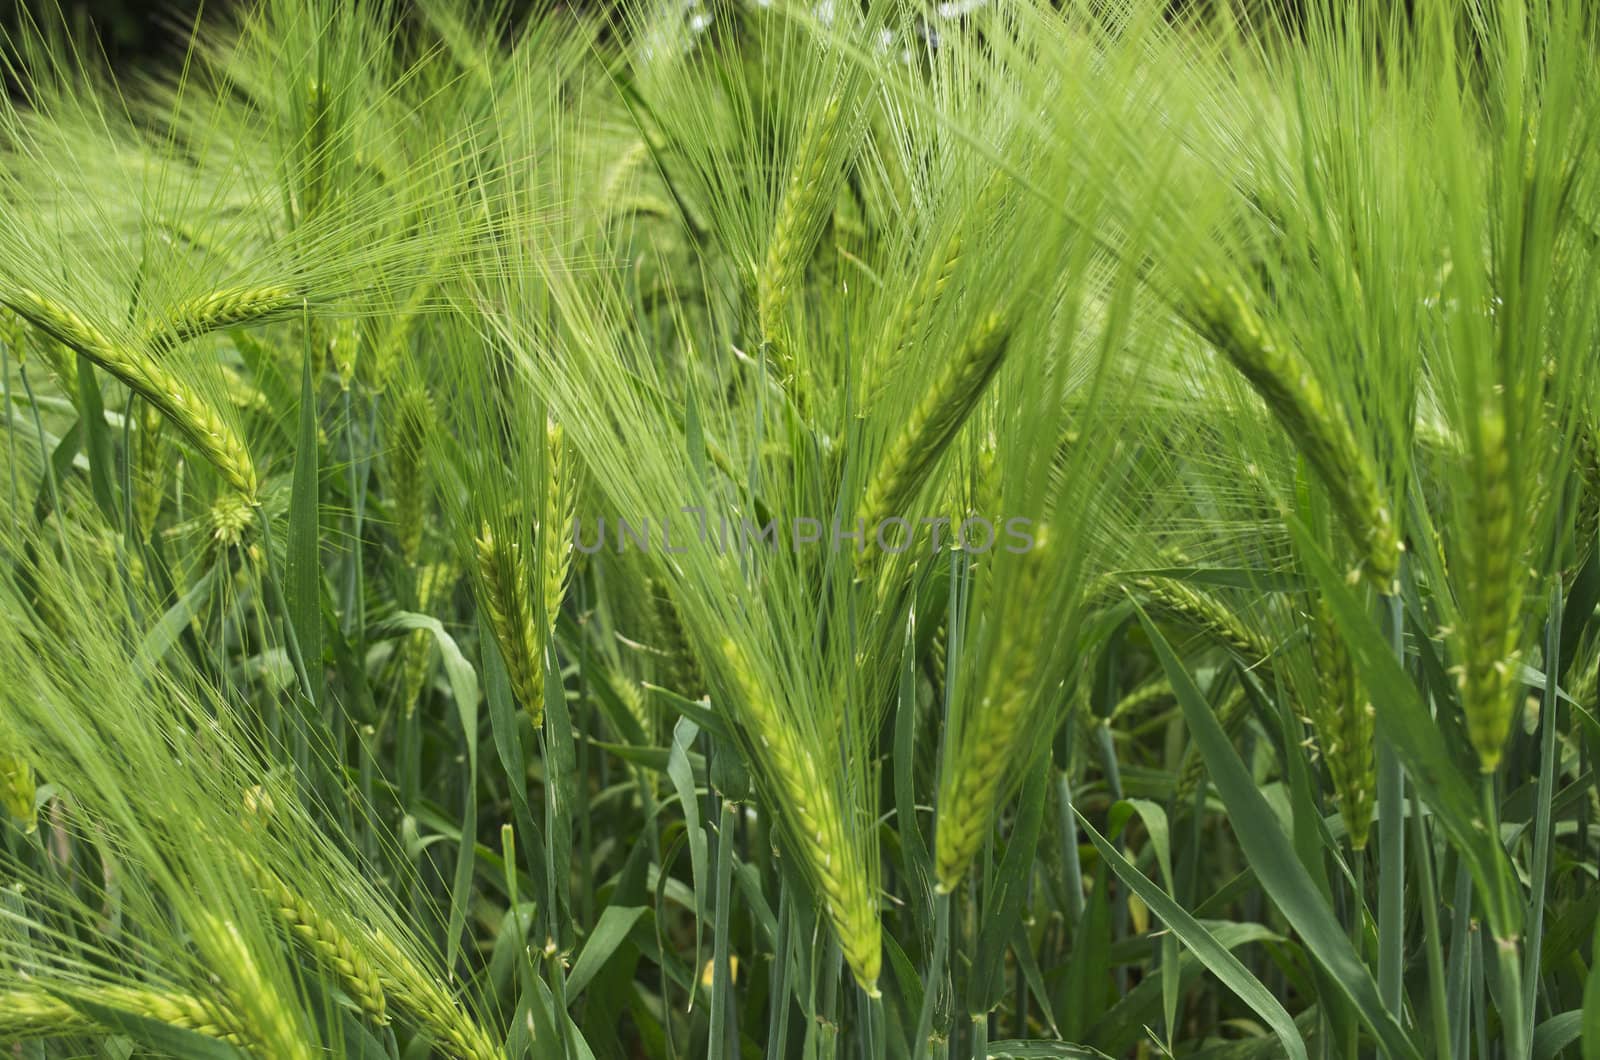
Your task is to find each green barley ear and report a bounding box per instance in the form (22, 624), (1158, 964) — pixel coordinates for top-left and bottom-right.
(934, 528), (1052, 891)
(1128, 573), (1275, 665)
(539, 421), (577, 637)
(648, 577), (705, 698)
(757, 92), (845, 404)
(133, 401), (169, 530)
(1173, 684), (1250, 808)
(328, 317), (362, 390)
(3, 288), (259, 501)
(0, 990), (91, 1041)
(363, 927), (502, 1060)
(0, 753), (36, 833)
(857, 312), (1011, 537)
(717, 636), (881, 996)
(88, 986), (248, 1046)
(388, 384), (437, 565)
(398, 561), (456, 717)
(239, 859), (389, 1025)
(863, 172), (1009, 403)
(1186, 271), (1398, 589)
(474, 522), (544, 724)
(1304, 599), (1376, 848)
(151, 286), (299, 347)
(191, 914), (314, 1060)
(1452, 402), (1523, 772)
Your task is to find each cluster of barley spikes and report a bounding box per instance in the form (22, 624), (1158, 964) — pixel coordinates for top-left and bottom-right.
(3, 0), (1600, 1056)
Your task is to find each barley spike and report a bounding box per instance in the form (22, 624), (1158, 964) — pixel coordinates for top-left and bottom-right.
(1187, 271), (1397, 587)
(3, 288), (259, 500)
(718, 636), (881, 995)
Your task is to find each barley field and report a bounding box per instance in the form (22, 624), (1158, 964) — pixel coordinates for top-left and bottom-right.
(0, 0), (1597, 1056)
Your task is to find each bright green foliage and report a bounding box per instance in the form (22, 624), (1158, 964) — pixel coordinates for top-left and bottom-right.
(2, 1), (1600, 1057)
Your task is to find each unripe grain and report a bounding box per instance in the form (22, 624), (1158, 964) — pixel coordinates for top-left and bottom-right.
(240, 859), (389, 1024)
(858, 312), (1010, 535)
(4, 288), (258, 500)
(758, 94), (845, 400)
(1305, 600), (1375, 847)
(1454, 403), (1523, 771)
(474, 524), (544, 723)
(934, 531), (1052, 890)
(717, 636), (881, 996)
(1187, 271), (1397, 588)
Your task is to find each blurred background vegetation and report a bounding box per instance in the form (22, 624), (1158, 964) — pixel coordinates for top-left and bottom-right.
(0, 0), (205, 67)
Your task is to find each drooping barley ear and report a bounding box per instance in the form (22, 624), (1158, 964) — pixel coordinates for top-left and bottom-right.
(1186, 271), (1398, 588)
(328, 317), (362, 390)
(607, 668), (653, 742)
(4, 289), (259, 501)
(934, 531), (1053, 892)
(150, 286), (298, 347)
(718, 636), (881, 996)
(1173, 684), (1249, 807)
(364, 926), (502, 1060)
(399, 562), (456, 717)
(474, 523), (544, 724)
(388, 385), (436, 565)
(758, 93), (845, 403)
(192, 914), (313, 1060)
(1130, 574), (1275, 666)
(1301, 599), (1376, 848)
(91, 985), (249, 1046)
(1453, 403), (1523, 772)
(1109, 676), (1174, 724)
(238, 858), (389, 1025)
(858, 312), (1011, 537)
(0, 752), (37, 833)
(134, 401), (169, 530)
(648, 577), (704, 697)
(0, 990), (92, 1040)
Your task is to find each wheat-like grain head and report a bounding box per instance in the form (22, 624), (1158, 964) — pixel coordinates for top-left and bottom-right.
(1187, 271), (1398, 590)
(474, 523), (545, 724)
(4, 288), (259, 501)
(717, 636), (881, 996)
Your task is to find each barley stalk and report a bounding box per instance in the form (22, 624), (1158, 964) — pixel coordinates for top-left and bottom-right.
(934, 531), (1052, 891)
(717, 636), (881, 995)
(1453, 402), (1523, 772)
(1187, 271), (1398, 588)
(3, 288), (259, 500)
(858, 312), (1011, 535)
(475, 524), (544, 723)
(239, 859), (389, 1025)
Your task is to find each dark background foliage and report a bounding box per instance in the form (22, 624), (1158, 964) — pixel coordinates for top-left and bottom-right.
(0, 0), (209, 67)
